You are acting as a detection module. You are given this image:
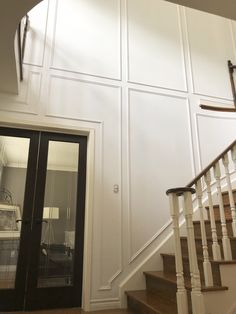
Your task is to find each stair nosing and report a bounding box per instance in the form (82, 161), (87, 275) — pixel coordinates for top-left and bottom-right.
(144, 270), (228, 292)
(126, 290), (176, 314)
(180, 236), (236, 241)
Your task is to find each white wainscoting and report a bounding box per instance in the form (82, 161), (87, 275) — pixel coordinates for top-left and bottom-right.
(50, 0), (121, 80)
(196, 113), (236, 168)
(185, 7), (236, 99)
(1, 0), (236, 310)
(127, 0), (187, 91)
(24, 0), (49, 67)
(128, 89), (193, 261)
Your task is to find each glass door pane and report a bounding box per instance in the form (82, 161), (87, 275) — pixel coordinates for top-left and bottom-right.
(37, 141), (79, 288)
(0, 136), (30, 289)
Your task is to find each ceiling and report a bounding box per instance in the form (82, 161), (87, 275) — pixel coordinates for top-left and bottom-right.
(0, 136), (79, 172)
(0, 0), (236, 94)
(164, 0), (236, 20)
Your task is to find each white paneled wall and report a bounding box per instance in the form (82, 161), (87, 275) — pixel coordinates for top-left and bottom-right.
(51, 0), (121, 79)
(186, 8), (236, 99)
(1, 0), (236, 310)
(128, 90), (192, 260)
(23, 0), (49, 66)
(127, 0), (187, 91)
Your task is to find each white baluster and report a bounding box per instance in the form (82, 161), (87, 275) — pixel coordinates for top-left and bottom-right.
(183, 191), (206, 314)
(214, 162), (232, 260)
(204, 171), (221, 261)
(196, 180), (213, 286)
(222, 153), (236, 237)
(231, 145), (236, 170)
(168, 192), (189, 314)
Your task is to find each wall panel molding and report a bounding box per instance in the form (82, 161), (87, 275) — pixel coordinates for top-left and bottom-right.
(195, 112), (236, 170)
(45, 73), (123, 295)
(23, 0), (49, 67)
(0, 70), (41, 115)
(127, 88), (193, 261)
(185, 7), (235, 100)
(50, 0), (122, 81)
(129, 219), (172, 263)
(99, 269), (122, 291)
(127, 0), (187, 92)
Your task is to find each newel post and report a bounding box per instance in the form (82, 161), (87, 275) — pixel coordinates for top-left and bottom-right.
(166, 189), (188, 314)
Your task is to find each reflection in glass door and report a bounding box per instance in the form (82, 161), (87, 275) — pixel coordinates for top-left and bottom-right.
(38, 141), (79, 288)
(26, 132), (87, 310)
(0, 136), (30, 289)
(0, 128), (87, 312)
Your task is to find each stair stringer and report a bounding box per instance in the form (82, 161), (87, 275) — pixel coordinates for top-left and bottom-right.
(202, 264), (236, 314)
(120, 176), (236, 311)
(119, 223), (175, 307)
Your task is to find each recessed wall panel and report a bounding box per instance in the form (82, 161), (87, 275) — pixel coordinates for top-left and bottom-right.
(186, 8), (235, 99)
(47, 76), (122, 290)
(23, 0), (48, 66)
(51, 0), (121, 79)
(197, 114), (236, 169)
(127, 0), (186, 91)
(129, 90), (193, 258)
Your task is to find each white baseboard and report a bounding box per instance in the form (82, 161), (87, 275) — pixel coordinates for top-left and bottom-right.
(90, 298), (121, 311)
(0, 265), (16, 272)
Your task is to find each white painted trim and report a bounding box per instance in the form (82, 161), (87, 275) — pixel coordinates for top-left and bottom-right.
(0, 265), (16, 272)
(81, 129), (95, 311)
(99, 269), (122, 291)
(129, 219), (172, 263)
(126, 1), (187, 93)
(119, 225), (174, 307)
(127, 88), (190, 261)
(90, 298), (121, 311)
(23, 0), (49, 68)
(49, 0), (122, 81)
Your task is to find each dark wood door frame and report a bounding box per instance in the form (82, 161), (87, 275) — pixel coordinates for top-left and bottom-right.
(0, 127), (39, 311)
(0, 127), (87, 311)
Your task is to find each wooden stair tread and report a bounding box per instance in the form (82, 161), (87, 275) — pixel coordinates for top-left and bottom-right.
(180, 236), (236, 241)
(125, 190), (236, 312)
(193, 219), (232, 224)
(126, 290), (177, 314)
(144, 271), (228, 292)
(162, 252), (236, 265)
(222, 190), (236, 196)
(205, 204), (232, 209)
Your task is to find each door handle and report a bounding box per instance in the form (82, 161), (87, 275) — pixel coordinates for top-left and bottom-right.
(16, 219), (30, 225)
(36, 219), (48, 224)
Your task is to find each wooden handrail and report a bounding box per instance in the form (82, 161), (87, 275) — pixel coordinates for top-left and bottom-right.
(17, 15), (29, 81)
(22, 15), (29, 61)
(200, 105), (236, 112)
(186, 139), (236, 187)
(228, 60), (236, 109)
(17, 22), (23, 81)
(166, 187), (195, 196)
(200, 60), (236, 112)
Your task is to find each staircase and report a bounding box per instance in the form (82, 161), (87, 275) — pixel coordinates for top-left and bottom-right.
(125, 140), (236, 314)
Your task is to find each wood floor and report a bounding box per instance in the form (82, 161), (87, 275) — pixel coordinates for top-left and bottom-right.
(0, 309), (133, 314)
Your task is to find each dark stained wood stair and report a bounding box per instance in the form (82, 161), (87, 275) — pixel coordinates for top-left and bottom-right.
(125, 190), (236, 313)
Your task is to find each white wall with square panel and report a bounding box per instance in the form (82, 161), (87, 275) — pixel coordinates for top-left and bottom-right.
(1, 0), (236, 310)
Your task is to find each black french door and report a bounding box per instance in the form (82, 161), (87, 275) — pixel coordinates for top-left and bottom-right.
(0, 127), (87, 311)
